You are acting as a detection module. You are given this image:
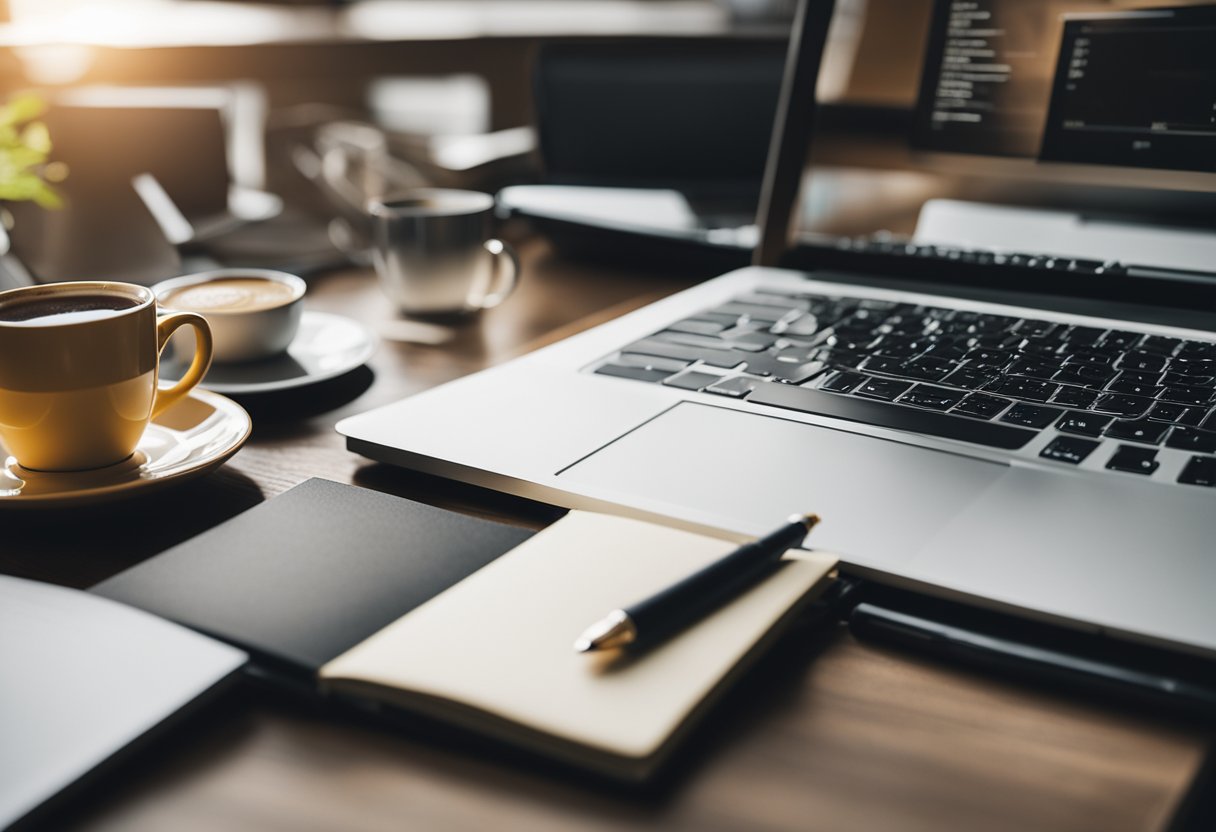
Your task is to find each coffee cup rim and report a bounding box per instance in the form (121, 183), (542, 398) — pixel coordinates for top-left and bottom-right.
(153, 269), (307, 316)
(0, 281), (154, 330)
(367, 188), (494, 219)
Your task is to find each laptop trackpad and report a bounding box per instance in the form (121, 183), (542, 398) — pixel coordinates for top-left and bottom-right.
(558, 402), (1007, 567)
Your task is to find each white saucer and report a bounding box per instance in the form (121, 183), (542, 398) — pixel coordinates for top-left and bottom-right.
(164, 310), (376, 395)
(0, 389), (251, 509)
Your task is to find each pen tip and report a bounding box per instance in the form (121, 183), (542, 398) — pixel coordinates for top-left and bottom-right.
(790, 513), (820, 532)
(573, 638), (593, 653)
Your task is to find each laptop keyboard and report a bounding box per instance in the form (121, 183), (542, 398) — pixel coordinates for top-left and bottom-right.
(590, 287), (1216, 487)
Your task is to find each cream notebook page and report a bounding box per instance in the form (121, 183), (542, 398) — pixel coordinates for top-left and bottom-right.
(320, 511), (836, 760)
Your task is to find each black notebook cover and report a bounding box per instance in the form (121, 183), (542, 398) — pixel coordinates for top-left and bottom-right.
(92, 479), (535, 676)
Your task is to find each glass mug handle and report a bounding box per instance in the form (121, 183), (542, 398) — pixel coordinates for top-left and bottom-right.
(476, 239), (520, 310)
(151, 312), (214, 419)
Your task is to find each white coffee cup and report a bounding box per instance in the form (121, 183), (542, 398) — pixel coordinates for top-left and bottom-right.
(154, 269), (306, 363)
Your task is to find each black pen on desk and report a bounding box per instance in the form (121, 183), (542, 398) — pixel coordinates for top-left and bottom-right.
(574, 513), (821, 653)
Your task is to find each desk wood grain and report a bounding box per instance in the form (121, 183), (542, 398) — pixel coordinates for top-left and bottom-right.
(3, 234), (1209, 832)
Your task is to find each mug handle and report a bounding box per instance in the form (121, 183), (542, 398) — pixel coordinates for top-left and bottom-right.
(477, 239), (520, 310)
(151, 311), (213, 419)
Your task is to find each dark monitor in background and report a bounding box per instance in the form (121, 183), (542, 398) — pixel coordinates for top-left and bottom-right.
(1040, 5), (1216, 172)
(912, 0), (1110, 158)
(533, 39), (786, 195)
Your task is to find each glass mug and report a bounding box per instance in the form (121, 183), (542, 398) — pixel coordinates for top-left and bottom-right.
(0, 281), (213, 472)
(369, 189), (520, 317)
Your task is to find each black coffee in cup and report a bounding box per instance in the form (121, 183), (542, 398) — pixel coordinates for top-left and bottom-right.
(0, 294), (142, 326)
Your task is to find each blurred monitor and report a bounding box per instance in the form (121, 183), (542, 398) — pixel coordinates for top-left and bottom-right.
(911, 0), (1111, 158)
(534, 39), (786, 196)
(1040, 4), (1216, 172)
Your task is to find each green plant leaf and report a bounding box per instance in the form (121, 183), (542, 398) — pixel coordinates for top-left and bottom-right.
(0, 94), (46, 128)
(0, 94), (62, 209)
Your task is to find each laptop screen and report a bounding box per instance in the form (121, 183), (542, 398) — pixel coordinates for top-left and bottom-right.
(763, 0), (1216, 286)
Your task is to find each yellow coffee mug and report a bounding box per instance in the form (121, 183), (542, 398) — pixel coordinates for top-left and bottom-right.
(0, 281), (213, 472)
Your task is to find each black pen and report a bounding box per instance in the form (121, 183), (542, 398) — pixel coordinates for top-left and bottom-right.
(574, 513), (821, 653)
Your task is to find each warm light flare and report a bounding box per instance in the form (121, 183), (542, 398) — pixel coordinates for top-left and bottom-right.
(3, 0), (304, 48)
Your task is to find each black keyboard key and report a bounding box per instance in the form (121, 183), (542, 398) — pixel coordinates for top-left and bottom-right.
(899, 384), (967, 411)
(1118, 351), (1169, 373)
(1062, 325), (1106, 347)
(1178, 340), (1216, 359)
(1162, 372), (1215, 388)
(1112, 369), (1161, 385)
(1106, 445), (1159, 475)
(818, 348), (867, 370)
(1090, 394), (1152, 418)
(1170, 356), (1216, 373)
(952, 393), (1013, 420)
(941, 366), (997, 390)
(985, 377), (1059, 403)
(1056, 413), (1112, 437)
(921, 341), (971, 361)
(1147, 402), (1203, 425)
(662, 370), (722, 391)
(706, 376), (761, 398)
(748, 384), (1037, 450)
(1062, 350), (1113, 366)
(1017, 338), (1064, 356)
(595, 364), (672, 383)
(855, 378), (914, 402)
(1105, 379), (1164, 398)
(1008, 358), (1059, 379)
(1178, 456), (1216, 487)
(1104, 419), (1168, 445)
(1050, 385), (1098, 409)
(1067, 258), (1104, 274)
(1040, 436), (1100, 465)
(1001, 404), (1064, 429)
(819, 371), (866, 394)
(869, 335), (922, 358)
(901, 356), (957, 382)
(1203, 410), (1216, 432)
(1099, 330), (1141, 350)
(1053, 364), (1115, 389)
(963, 347), (1014, 368)
(1160, 386), (1214, 407)
(1165, 428), (1216, 454)
(1137, 335), (1182, 355)
(1013, 319), (1057, 338)
(859, 355), (905, 376)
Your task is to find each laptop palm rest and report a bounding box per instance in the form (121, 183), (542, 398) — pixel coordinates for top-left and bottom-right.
(558, 402), (1007, 567)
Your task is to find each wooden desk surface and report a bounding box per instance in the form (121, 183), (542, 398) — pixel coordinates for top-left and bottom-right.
(3, 233), (1210, 832)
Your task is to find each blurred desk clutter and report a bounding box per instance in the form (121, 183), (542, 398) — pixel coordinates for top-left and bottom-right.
(2, 1), (1216, 831)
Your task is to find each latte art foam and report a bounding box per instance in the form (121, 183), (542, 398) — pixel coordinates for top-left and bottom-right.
(164, 278), (297, 314)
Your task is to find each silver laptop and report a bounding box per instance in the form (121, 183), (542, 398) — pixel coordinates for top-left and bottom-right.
(339, 0), (1216, 656)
